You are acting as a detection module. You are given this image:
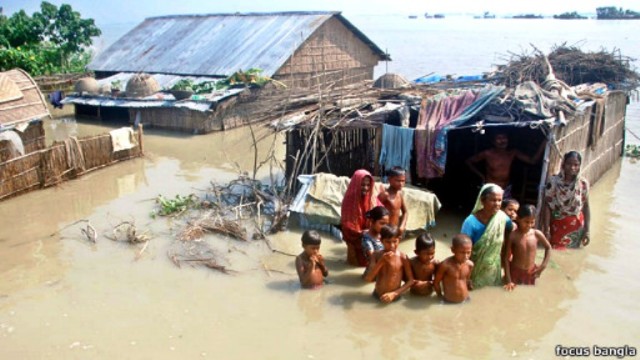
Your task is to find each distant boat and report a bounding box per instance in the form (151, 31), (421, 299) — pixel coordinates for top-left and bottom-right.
(512, 14), (544, 19)
(553, 11), (587, 19)
(474, 11), (496, 19)
(408, 15), (418, 19)
(424, 12), (433, 19)
(434, 14), (445, 19)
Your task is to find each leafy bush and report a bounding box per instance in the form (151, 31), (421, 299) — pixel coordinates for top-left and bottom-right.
(0, 1), (100, 75)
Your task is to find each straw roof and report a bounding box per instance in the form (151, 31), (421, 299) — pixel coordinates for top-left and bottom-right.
(373, 73), (410, 89)
(0, 68), (51, 128)
(125, 73), (160, 98)
(74, 77), (99, 94)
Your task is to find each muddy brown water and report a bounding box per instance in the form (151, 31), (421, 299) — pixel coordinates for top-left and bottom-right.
(1, 104), (639, 359)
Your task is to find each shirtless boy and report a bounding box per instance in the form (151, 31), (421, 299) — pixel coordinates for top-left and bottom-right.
(503, 205), (551, 290)
(466, 132), (545, 197)
(433, 234), (474, 304)
(378, 167), (408, 237)
(410, 233), (438, 296)
(295, 230), (329, 289)
(364, 225), (414, 303)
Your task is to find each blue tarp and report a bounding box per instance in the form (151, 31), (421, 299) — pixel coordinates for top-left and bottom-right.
(414, 74), (486, 84)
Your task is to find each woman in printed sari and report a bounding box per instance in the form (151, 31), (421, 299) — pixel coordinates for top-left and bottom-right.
(341, 169), (379, 266)
(543, 151), (590, 249)
(461, 184), (513, 288)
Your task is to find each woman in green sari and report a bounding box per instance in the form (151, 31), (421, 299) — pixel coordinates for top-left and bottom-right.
(460, 184), (513, 288)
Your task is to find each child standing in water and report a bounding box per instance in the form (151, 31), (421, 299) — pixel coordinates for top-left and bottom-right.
(295, 230), (329, 289)
(361, 206), (390, 264)
(410, 233), (438, 296)
(503, 205), (551, 290)
(378, 167), (409, 237)
(433, 234), (474, 304)
(502, 198), (520, 232)
(364, 225), (414, 303)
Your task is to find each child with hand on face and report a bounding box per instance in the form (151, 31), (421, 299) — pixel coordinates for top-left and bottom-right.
(410, 233), (438, 296)
(295, 230), (329, 289)
(503, 205), (551, 291)
(433, 234), (474, 304)
(364, 225), (414, 303)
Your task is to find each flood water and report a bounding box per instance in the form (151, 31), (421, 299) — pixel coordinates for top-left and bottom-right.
(1, 16), (640, 359)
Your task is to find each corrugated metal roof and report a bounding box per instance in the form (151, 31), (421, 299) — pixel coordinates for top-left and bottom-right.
(89, 11), (389, 77)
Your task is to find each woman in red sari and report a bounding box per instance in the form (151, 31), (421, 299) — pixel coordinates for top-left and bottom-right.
(341, 169), (378, 266)
(543, 151), (591, 249)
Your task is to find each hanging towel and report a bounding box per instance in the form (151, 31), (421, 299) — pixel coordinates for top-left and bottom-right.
(49, 91), (65, 109)
(110, 127), (136, 152)
(379, 123), (414, 174)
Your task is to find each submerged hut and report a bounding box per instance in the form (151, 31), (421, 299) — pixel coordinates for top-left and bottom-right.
(0, 68), (144, 201)
(0, 69), (49, 162)
(282, 46), (637, 223)
(63, 11), (390, 133)
(280, 79), (629, 222)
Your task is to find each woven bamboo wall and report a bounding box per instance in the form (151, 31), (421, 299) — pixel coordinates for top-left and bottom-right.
(274, 68), (373, 89)
(274, 17), (380, 88)
(285, 126), (380, 179)
(547, 91), (627, 186)
(0, 130), (143, 201)
(130, 108), (214, 134)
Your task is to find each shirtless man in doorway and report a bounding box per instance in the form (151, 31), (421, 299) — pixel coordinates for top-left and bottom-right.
(466, 132), (545, 199)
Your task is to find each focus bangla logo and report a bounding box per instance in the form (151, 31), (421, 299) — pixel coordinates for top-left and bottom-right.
(555, 345), (637, 358)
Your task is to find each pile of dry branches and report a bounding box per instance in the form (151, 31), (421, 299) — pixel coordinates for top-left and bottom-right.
(490, 44), (640, 90)
(167, 175), (288, 274)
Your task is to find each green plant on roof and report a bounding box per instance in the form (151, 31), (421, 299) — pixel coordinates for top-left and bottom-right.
(170, 79), (194, 92)
(226, 68), (271, 87)
(169, 79), (223, 94)
(111, 80), (122, 90)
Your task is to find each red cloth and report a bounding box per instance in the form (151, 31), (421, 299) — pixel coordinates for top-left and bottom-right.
(509, 263), (537, 285)
(550, 212), (585, 250)
(341, 169), (377, 266)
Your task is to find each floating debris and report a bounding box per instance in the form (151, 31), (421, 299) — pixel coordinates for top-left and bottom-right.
(107, 221), (150, 244)
(151, 194), (199, 218)
(80, 223), (97, 243)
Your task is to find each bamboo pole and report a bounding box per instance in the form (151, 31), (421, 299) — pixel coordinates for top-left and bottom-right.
(137, 123), (144, 155)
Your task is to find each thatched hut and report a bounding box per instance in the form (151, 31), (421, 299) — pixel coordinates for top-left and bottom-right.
(63, 11), (390, 133)
(281, 81), (629, 222)
(374, 73), (410, 89)
(0, 68), (49, 162)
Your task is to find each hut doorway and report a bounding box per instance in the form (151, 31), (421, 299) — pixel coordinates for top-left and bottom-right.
(428, 126), (547, 213)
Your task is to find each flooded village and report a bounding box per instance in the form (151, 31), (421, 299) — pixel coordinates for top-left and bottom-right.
(1, 3), (640, 359)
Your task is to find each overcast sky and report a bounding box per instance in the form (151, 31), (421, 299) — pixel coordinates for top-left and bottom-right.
(5, 0), (640, 25)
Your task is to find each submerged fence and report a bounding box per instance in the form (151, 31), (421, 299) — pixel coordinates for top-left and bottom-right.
(0, 126), (143, 201)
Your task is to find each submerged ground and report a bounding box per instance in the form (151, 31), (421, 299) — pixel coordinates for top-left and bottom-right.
(0, 101), (638, 358)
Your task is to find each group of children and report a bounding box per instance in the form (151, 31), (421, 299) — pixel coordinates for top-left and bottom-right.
(295, 168), (552, 304)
